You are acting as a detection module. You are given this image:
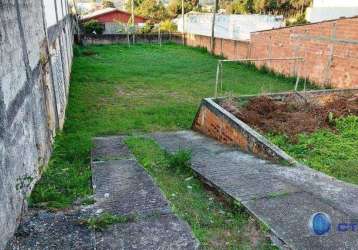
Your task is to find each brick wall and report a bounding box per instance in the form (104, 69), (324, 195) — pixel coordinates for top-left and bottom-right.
(183, 17), (358, 89)
(250, 17), (358, 88)
(0, 0), (73, 247)
(184, 33), (250, 59)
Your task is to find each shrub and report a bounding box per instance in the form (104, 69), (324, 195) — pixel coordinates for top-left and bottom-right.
(286, 12), (309, 26)
(82, 20), (104, 35)
(159, 20), (177, 32)
(141, 21), (154, 33)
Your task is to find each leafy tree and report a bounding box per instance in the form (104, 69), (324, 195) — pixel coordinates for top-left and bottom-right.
(226, 0), (253, 14)
(135, 0), (169, 21)
(102, 0), (115, 8)
(167, 0), (199, 17)
(125, 0), (145, 11)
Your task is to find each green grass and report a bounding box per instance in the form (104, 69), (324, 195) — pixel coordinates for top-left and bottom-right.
(268, 116), (358, 185)
(85, 212), (137, 231)
(30, 43), (298, 209)
(125, 136), (276, 249)
(28, 43), (301, 247)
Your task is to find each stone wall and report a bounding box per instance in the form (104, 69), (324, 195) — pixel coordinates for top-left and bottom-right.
(181, 17), (358, 89)
(0, 0), (73, 248)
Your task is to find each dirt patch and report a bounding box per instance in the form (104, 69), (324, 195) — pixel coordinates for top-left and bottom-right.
(221, 93), (358, 142)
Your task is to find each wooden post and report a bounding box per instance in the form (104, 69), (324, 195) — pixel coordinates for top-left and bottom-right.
(210, 0), (218, 54)
(72, 0), (81, 43)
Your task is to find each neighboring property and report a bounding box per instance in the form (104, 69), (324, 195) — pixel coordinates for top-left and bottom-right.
(306, 0), (358, 23)
(175, 13), (284, 41)
(81, 8), (148, 34)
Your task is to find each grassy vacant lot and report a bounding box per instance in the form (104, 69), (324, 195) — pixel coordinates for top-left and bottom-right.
(269, 116), (358, 185)
(30, 43), (299, 249)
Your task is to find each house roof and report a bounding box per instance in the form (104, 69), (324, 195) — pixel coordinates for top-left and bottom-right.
(81, 8), (146, 21)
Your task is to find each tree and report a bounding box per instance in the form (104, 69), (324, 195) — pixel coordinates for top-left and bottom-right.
(135, 0), (169, 21)
(167, 0), (199, 17)
(125, 0), (145, 11)
(226, 0), (252, 14)
(102, 0), (115, 8)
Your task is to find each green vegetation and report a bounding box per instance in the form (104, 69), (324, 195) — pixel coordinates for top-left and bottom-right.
(29, 43), (299, 209)
(268, 116), (358, 185)
(28, 43), (299, 248)
(223, 0), (312, 18)
(82, 20), (104, 35)
(102, 0), (115, 8)
(85, 212), (136, 230)
(126, 136), (276, 249)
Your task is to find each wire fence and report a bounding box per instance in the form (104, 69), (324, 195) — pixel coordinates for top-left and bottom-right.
(214, 57), (305, 98)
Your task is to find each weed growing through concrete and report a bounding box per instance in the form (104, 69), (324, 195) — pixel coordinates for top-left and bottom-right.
(85, 212), (137, 231)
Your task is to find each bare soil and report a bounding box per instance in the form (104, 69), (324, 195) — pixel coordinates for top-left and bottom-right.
(221, 93), (358, 142)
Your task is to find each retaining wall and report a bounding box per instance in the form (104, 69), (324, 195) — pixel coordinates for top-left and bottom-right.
(0, 0), (73, 247)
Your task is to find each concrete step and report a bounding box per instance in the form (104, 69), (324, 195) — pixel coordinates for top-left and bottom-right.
(152, 130), (358, 250)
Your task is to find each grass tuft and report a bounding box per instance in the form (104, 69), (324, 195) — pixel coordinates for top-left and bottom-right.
(167, 150), (192, 172)
(85, 212), (136, 231)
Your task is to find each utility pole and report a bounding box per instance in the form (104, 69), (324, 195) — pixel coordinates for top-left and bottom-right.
(72, 0), (81, 43)
(210, 0), (218, 54)
(182, 0), (185, 45)
(131, 0), (135, 44)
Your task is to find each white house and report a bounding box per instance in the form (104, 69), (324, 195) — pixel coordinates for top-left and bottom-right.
(306, 0), (358, 23)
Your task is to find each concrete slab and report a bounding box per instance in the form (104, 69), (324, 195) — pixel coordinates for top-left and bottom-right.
(95, 214), (198, 250)
(92, 159), (170, 215)
(92, 136), (133, 161)
(153, 130), (358, 250)
(8, 136), (198, 249)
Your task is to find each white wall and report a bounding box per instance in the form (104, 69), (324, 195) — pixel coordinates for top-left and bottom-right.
(175, 13), (285, 41)
(312, 0), (358, 7)
(307, 0), (358, 22)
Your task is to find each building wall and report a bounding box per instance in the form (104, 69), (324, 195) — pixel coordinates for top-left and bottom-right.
(91, 11), (146, 24)
(176, 13), (285, 41)
(182, 17), (358, 89)
(0, 0), (73, 248)
(250, 17), (358, 88)
(184, 33), (250, 59)
(306, 0), (358, 23)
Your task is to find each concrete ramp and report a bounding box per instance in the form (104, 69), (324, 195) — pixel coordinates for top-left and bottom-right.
(153, 130), (358, 250)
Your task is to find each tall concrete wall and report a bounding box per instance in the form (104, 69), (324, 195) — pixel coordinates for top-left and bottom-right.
(0, 0), (73, 248)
